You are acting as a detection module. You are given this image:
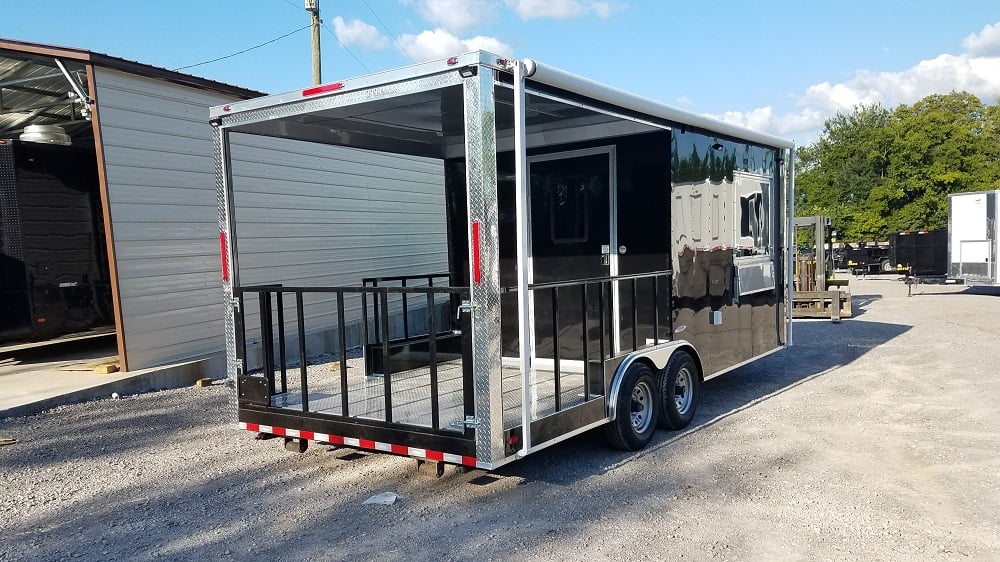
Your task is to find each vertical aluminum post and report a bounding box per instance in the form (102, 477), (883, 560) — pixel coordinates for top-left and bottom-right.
(514, 60), (535, 456)
(785, 145), (795, 346)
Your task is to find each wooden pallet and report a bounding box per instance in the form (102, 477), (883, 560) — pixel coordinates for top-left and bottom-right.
(793, 290), (853, 321)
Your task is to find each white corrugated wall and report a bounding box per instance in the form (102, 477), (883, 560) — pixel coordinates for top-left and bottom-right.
(94, 67), (449, 371)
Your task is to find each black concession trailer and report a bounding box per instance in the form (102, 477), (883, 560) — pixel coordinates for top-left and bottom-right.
(212, 52), (795, 470)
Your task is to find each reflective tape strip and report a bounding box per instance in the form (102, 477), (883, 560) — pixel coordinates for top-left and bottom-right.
(238, 422), (477, 467)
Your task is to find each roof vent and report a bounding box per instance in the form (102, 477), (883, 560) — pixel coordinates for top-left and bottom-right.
(19, 124), (72, 146)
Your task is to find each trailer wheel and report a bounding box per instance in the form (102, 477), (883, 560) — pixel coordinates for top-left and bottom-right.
(606, 363), (659, 451)
(880, 259), (894, 273)
(657, 351), (700, 430)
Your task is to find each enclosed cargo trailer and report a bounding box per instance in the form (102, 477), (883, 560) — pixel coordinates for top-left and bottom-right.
(949, 191), (1000, 286)
(0, 138), (112, 342)
(890, 230), (947, 278)
(212, 52), (795, 469)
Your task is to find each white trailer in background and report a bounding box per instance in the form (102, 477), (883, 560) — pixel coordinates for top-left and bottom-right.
(949, 191), (1000, 285)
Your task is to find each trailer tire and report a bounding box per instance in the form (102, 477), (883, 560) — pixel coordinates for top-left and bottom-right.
(606, 363), (659, 451)
(880, 259), (894, 273)
(657, 351), (700, 430)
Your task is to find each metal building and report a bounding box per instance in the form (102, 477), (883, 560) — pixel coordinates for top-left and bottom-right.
(1, 39), (447, 378)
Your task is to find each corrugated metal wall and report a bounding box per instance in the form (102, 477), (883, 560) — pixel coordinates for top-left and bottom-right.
(95, 67), (449, 371)
(228, 133), (450, 353)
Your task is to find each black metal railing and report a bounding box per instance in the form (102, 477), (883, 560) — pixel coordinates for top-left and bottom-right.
(235, 281), (472, 433)
(362, 273), (453, 343)
(503, 270), (672, 414)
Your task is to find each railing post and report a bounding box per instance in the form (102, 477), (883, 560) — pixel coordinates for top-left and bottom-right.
(259, 290), (275, 396)
(426, 292), (440, 429)
(580, 284), (590, 400)
(295, 291), (309, 412)
(337, 291), (349, 417)
(380, 290), (392, 423)
(276, 290), (287, 394)
(552, 286), (561, 412)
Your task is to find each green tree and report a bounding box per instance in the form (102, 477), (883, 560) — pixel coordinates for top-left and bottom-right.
(795, 92), (1000, 241)
(795, 104), (892, 241)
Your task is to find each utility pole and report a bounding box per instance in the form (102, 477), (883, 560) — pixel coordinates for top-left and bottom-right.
(305, 0), (321, 84)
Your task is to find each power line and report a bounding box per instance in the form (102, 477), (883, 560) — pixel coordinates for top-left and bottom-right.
(274, 0), (373, 76)
(360, 0), (417, 63)
(173, 25), (311, 71)
(321, 21), (372, 73)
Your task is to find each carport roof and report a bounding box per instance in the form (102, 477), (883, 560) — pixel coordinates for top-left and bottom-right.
(0, 38), (264, 137)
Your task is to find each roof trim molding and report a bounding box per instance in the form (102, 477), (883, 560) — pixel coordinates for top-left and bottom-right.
(0, 38), (263, 100)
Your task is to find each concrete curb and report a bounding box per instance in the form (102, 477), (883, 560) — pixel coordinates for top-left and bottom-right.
(0, 354), (226, 419)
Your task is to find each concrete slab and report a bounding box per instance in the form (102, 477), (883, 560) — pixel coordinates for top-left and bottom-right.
(0, 337), (226, 419)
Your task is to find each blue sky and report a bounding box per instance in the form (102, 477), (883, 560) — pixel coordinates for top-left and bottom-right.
(3, 0), (999, 142)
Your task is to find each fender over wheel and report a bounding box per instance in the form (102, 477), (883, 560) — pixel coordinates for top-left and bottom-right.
(657, 351), (700, 430)
(606, 362), (659, 451)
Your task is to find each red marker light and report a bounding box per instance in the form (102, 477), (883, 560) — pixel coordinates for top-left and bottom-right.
(472, 221), (482, 284)
(220, 232), (229, 282)
(222, 105), (231, 112)
(301, 82), (344, 96)
(446, 57), (459, 66)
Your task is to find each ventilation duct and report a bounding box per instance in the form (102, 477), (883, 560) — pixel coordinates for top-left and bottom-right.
(19, 124), (72, 146)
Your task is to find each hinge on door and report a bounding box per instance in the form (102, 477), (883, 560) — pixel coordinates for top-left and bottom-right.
(229, 357), (244, 375)
(230, 297), (241, 312)
(451, 415), (480, 428)
(455, 300), (478, 319)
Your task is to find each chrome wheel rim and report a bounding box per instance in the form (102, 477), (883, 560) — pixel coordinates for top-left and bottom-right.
(630, 380), (653, 433)
(674, 367), (693, 415)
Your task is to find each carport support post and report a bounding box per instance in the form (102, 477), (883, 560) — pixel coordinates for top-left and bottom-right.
(462, 63), (505, 466)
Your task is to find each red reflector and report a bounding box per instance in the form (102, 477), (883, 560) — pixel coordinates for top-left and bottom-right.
(302, 82), (344, 96)
(472, 221), (482, 284)
(37, 317), (46, 323)
(220, 232), (229, 282)
(222, 105), (231, 112)
(446, 57), (459, 65)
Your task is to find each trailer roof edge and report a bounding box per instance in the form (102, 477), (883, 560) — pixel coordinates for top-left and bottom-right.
(523, 58), (794, 150)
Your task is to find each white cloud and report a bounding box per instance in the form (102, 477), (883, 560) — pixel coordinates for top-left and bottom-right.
(504, 0), (617, 20)
(331, 16), (388, 50)
(414, 0), (497, 34)
(963, 22), (1000, 57)
(396, 28), (513, 62)
(713, 20), (1000, 140)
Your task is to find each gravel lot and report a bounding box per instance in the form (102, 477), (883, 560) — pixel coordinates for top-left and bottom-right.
(2, 276), (999, 561)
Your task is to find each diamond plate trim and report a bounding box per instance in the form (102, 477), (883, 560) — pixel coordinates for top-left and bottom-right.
(0, 141), (25, 262)
(214, 127), (238, 422)
(218, 73), (464, 130)
(464, 71), (505, 465)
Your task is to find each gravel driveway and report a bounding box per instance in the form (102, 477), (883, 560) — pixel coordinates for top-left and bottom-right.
(2, 276), (998, 561)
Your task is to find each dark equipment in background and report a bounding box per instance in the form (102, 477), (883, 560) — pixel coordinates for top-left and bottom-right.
(0, 139), (113, 343)
(890, 230), (948, 278)
(841, 242), (892, 275)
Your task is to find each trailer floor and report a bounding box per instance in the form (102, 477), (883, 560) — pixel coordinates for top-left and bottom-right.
(268, 356), (593, 431)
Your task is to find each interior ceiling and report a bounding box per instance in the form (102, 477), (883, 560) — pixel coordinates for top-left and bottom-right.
(0, 50), (92, 138)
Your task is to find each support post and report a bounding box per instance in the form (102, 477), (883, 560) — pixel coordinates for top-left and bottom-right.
(305, 0), (321, 85)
